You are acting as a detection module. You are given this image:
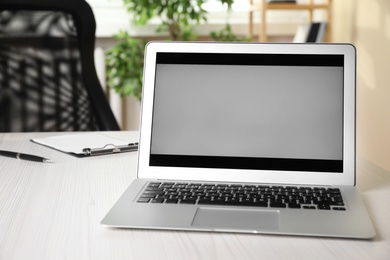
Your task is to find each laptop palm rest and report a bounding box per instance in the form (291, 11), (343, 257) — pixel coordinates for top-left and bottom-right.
(192, 208), (279, 231)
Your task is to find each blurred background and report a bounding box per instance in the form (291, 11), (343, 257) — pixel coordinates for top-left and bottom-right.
(88, 0), (390, 173)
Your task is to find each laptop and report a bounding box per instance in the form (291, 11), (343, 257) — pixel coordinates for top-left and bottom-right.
(102, 42), (375, 239)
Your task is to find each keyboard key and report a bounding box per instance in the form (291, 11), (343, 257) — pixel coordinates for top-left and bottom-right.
(201, 184), (215, 189)
(147, 183), (161, 188)
(145, 187), (164, 192)
(137, 198), (150, 203)
(333, 207), (346, 211)
(212, 197), (226, 203)
(180, 199), (196, 204)
(318, 204), (331, 210)
(143, 190), (164, 195)
(327, 188), (341, 193)
(288, 203), (301, 209)
(150, 198), (164, 203)
(165, 199), (179, 204)
(198, 198), (211, 203)
(254, 201), (268, 207)
(270, 202), (286, 208)
(198, 200), (225, 206)
(140, 194), (156, 198)
(173, 184), (187, 188)
(156, 195), (170, 200)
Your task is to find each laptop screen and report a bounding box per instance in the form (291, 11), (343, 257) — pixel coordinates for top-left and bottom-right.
(150, 52), (344, 173)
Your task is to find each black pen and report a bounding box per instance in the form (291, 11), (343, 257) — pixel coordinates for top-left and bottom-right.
(0, 150), (52, 163)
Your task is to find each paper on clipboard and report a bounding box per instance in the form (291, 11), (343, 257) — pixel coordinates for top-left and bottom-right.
(31, 133), (136, 157)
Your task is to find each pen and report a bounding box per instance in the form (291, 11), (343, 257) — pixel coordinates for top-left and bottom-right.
(0, 150), (52, 163)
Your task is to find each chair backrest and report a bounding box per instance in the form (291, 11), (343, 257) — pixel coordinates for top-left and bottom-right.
(0, 0), (120, 131)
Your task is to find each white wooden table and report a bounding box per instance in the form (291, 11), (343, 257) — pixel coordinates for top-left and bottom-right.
(0, 132), (389, 259)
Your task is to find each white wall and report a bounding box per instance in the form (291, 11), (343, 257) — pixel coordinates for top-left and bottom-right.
(333, 0), (390, 172)
(354, 0), (390, 172)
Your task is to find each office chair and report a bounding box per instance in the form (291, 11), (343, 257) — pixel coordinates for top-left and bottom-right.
(0, 0), (120, 131)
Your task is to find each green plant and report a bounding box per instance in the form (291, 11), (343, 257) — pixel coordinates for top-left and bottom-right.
(106, 31), (146, 100)
(107, 0), (244, 100)
(123, 0), (234, 40)
(210, 24), (250, 42)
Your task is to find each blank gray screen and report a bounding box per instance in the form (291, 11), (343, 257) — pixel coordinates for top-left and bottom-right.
(151, 64), (343, 160)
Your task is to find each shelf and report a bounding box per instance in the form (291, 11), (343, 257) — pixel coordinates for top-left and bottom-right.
(249, 0), (333, 42)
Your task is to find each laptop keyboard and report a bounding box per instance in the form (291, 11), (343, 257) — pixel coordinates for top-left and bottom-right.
(137, 182), (346, 211)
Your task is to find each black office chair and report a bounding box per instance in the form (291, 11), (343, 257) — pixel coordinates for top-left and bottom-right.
(0, 0), (120, 131)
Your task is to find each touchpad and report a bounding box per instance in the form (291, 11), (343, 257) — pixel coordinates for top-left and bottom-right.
(192, 207), (279, 231)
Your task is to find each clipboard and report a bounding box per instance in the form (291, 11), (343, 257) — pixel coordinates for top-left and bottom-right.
(82, 143), (138, 156)
(31, 133), (138, 157)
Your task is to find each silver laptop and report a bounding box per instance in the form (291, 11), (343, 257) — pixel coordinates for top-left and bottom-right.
(102, 42), (375, 239)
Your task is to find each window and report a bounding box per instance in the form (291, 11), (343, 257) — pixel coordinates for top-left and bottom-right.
(86, 0), (310, 37)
